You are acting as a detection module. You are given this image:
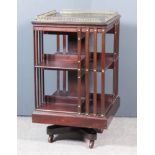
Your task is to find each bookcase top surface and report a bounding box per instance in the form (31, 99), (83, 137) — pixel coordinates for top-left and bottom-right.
(33, 10), (120, 25)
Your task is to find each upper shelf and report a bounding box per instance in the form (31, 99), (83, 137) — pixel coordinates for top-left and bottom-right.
(32, 10), (120, 26)
(35, 52), (85, 70)
(35, 52), (117, 71)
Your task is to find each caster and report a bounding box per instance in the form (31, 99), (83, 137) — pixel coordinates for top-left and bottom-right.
(89, 140), (95, 149)
(48, 135), (54, 143)
(96, 129), (103, 133)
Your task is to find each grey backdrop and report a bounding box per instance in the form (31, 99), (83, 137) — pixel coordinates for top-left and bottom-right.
(17, 0), (137, 117)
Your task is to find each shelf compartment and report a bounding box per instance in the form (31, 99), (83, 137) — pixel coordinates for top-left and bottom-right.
(88, 94), (117, 115)
(51, 90), (86, 100)
(37, 102), (78, 114)
(89, 53), (117, 71)
(35, 52), (85, 70)
(36, 91), (85, 114)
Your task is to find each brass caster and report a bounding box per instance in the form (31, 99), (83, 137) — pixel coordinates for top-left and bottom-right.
(89, 140), (95, 149)
(48, 135), (54, 143)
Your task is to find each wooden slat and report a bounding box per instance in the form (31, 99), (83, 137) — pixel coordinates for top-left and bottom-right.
(77, 28), (81, 113)
(63, 35), (67, 52)
(116, 23), (120, 95)
(117, 22), (120, 53)
(34, 30), (38, 65)
(85, 28), (90, 115)
(33, 30), (36, 108)
(93, 28), (97, 115)
(101, 29), (106, 116)
(57, 35), (60, 92)
(113, 24), (116, 96)
(115, 23), (119, 95)
(34, 30), (39, 108)
(39, 31), (42, 105)
(41, 31), (45, 103)
(38, 68), (41, 106)
(63, 35), (67, 92)
(57, 35), (60, 51)
(35, 68), (39, 107)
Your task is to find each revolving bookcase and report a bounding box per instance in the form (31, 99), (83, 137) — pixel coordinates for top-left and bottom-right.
(32, 10), (120, 148)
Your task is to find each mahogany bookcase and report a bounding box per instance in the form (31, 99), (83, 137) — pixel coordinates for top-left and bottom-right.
(32, 10), (120, 148)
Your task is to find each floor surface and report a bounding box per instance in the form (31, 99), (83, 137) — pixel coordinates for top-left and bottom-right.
(17, 117), (137, 155)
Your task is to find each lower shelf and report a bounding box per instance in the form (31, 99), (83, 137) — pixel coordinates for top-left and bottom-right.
(36, 92), (116, 115)
(37, 103), (78, 114)
(32, 94), (120, 130)
(37, 91), (85, 114)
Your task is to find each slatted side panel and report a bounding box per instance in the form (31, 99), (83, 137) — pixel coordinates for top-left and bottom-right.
(77, 28), (82, 114)
(85, 28), (90, 115)
(101, 29), (106, 116)
(34, 30), (45, 108)
(93, 28), (97, 115)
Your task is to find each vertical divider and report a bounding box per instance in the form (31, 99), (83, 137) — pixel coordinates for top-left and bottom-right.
(85, 28), (90, 115)
(101, 29), (106, 116)
(63, 35), (66, 93)
(57, 35), (60, 93)
(93, 28), (97, 115)
(77, 28), (82, 114)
